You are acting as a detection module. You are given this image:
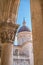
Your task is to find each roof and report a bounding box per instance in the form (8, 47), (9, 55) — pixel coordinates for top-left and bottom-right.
(18, 19), (30, 33)
(18, 26), (30, 33)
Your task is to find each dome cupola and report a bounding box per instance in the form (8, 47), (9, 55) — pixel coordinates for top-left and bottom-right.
(18, 19), (30, 33)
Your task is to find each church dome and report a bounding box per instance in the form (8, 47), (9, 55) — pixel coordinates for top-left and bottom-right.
(18, 26), (30, 33)
(18, 19), (30, 33)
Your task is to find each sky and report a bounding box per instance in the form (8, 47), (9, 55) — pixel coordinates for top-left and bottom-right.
(17, 0), (32, 31)
(14, 0), (32, 45)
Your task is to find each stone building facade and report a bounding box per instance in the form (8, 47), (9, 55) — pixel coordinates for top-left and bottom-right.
(13, 21), (34, 65)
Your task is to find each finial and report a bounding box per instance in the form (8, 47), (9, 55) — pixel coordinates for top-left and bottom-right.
(23, 18), (26, 26)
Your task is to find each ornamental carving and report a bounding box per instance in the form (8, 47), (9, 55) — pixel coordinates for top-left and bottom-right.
(0, 30), (16, 43)
(0, 22), (19, 43)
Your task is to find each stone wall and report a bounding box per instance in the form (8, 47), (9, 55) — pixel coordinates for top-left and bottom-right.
(0, 0), (20, 23)
(30, 0), (43, 65)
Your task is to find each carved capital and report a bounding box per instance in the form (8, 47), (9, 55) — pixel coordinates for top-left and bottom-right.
(0, 22), (19, 43)
(0, 30), (15, 43)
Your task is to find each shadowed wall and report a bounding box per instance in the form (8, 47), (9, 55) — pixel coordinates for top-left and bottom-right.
(30, 0), (43, 65)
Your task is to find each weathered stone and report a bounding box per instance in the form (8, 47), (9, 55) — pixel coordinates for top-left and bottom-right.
(0, 22), (19, 43)
(30, 0), (43, 65)
(0, 0), (20, 65)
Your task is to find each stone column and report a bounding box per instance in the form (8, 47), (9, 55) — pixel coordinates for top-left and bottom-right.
(30, 0), (43, 65)
(0, 22), (19, 65)
(1, 43), (13, 65)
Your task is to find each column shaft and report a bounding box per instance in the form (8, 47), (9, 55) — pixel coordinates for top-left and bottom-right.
(1, 43), (13, 65)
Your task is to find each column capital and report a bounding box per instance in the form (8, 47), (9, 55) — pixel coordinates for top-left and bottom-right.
(0, 21), (19, 43)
